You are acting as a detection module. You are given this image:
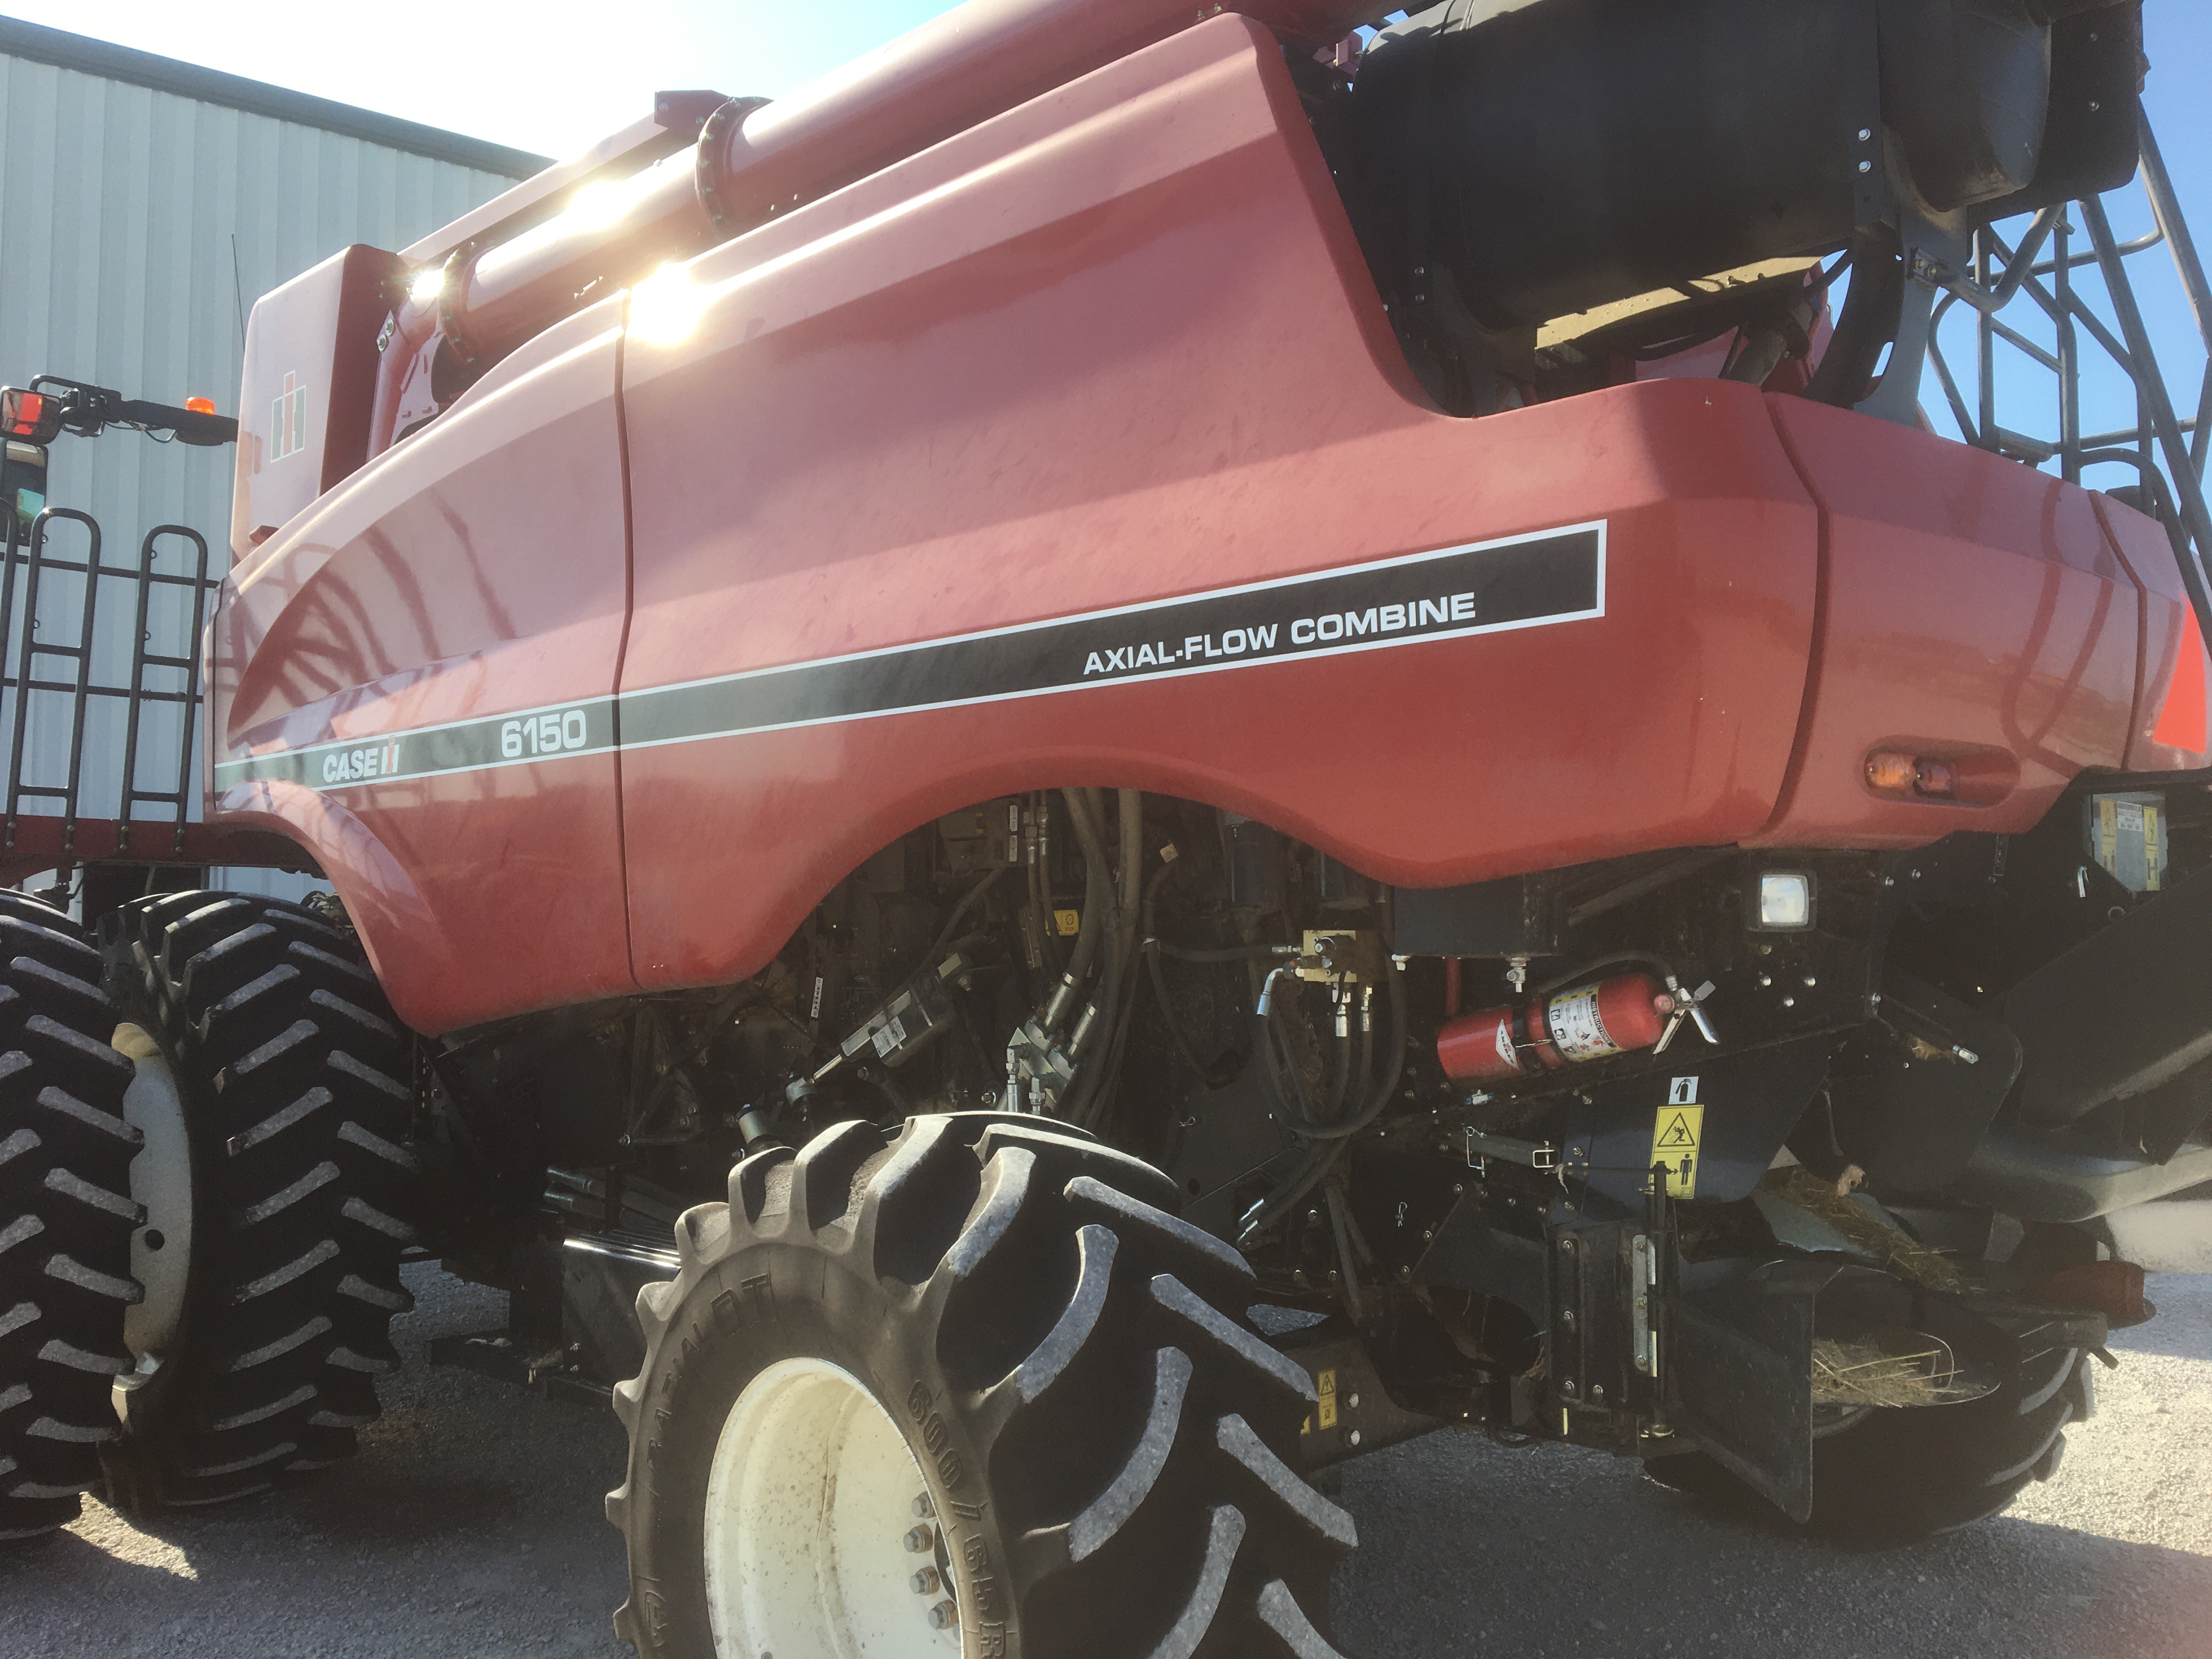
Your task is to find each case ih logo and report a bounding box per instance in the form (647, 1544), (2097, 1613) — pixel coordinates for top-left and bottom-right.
(321, 741), (401, 785)
(217, 522), (1603, 793)
(268, 372), (308, 461)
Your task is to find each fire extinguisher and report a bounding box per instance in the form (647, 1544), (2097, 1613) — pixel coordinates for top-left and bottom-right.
(1436, 971), (1677, 1082)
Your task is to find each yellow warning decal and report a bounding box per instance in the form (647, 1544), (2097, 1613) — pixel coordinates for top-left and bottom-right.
(1650, 1104), (1705, 1198)
(1316, 1368), (1339, 1430)
(1053, 908), (1081, 936)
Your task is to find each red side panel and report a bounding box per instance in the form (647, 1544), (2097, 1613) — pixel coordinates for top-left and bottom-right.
(1746, 397), (2141, 847)
(2099, 494), (2212, 770)
(206, 301), (637, 1032)
(614, 17), (1820, 992)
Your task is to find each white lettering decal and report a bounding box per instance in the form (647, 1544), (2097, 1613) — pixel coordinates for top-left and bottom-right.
(1316, 614), (1344, 641)
(1084, 652), (1105, 675)
(1451, 592), (1477, 620)
(1249, 624), (1278, 650)
(1290, 619), (1316, 646)
(1381, 602), (1406, 632)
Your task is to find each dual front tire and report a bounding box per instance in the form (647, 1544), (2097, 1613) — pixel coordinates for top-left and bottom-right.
(0, 893), (142, 1540)
(97, 892), (418, 1509)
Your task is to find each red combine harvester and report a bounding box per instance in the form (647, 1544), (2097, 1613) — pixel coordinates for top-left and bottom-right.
(5, 0), (2210, 1653)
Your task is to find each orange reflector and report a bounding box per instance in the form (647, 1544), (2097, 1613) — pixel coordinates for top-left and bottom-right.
(1864, 751), (1916, 794)
(2151, 604), (2209, 755)
(184, 396), (217, 415)
(1865, 750), (1957, 799)
(2, 389), (45, 438)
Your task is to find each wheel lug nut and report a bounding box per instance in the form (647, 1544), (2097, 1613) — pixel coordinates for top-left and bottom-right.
(904, 1525), (935, 1553)
(928, 1600), (960, 1630)
(912, 1566), (941, 1594)
(912, 1492), (935, 1518)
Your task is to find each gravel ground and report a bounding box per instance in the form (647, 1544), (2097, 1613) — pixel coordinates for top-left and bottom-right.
(1, 1267), (2205, 1658)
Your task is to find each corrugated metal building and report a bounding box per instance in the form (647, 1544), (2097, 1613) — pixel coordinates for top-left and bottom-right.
(0, 18), (545, 893)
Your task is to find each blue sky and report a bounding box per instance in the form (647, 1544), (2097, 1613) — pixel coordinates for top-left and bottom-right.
(19, 1), (2207, 467)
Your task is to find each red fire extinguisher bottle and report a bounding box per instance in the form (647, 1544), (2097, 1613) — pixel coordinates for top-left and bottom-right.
(1436, 972), (1674, 1082)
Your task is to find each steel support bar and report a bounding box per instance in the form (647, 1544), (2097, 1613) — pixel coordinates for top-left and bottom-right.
(2084, 196), (2212, 648)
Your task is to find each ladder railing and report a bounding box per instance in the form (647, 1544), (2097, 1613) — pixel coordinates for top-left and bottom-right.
(0, 505), (220, 866)
(1925, 112), (2212, 647)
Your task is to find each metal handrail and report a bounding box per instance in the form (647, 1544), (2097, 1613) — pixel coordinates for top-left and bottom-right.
(1923, 110), (2212, 650)
(0, 507), (222, 864)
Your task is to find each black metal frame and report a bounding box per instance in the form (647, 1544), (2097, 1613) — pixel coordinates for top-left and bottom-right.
(1925, 114), (2212, 646)
(0, 505), (215, 865)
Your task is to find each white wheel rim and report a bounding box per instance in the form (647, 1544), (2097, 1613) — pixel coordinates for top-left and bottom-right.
(111, 1022), (193, 1408)
(702, 1356), (963, 1659)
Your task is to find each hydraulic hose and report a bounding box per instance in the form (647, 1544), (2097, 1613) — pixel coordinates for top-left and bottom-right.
(1152, 941), (1295, 963)
(928, 865), (1009, 958)
(1141, 863), (1244, 1088)
(1045, 787), (1113, 1030)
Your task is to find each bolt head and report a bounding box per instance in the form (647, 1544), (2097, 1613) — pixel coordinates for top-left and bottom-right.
(928, 1600), (960, 1631)
(912, 1493), (935, 1518)
(904, 1526), (935, 1553)
(1348, 1429), (1363, 1447)
(1590, 1384), (1606, 1403)
(912, 1567), (941, 1594)
(1347, 1392), (1361, 1409)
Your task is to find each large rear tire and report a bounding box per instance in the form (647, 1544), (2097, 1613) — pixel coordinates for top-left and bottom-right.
(97, 892), (417, 1509)
(0, 893), (142, 1541)
(608, 1113), (1355, 1658)
(1645, 1340), (2094, 1542)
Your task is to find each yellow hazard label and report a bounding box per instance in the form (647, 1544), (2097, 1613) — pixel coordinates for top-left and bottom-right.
(1053, 908), (1081, 936)
(1650, 1104), (1705, 1198)
(1316, 1368), (1338, 1430)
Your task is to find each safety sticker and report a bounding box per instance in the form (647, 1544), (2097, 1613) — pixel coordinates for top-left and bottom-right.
(1547, 986), (1622, 1062)
(1316, 1368), (1339, 1431)
(1650, 1103), (1705, 1199)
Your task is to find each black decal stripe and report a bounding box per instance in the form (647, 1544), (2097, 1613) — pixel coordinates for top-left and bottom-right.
(211, 522), (1602, 793)
(623, 523), (1601, 746)
(212, 699), (618, 791)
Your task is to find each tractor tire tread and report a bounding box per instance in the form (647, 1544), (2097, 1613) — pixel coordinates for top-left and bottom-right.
(0, 891), (139, 1542)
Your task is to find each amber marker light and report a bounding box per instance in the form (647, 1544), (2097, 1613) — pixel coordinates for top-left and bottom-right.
(184, 397), (217, 415)
(1865, 749), (1959, 799)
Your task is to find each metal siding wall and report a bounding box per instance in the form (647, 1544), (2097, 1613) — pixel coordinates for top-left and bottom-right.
(0, 54), (522, 897)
